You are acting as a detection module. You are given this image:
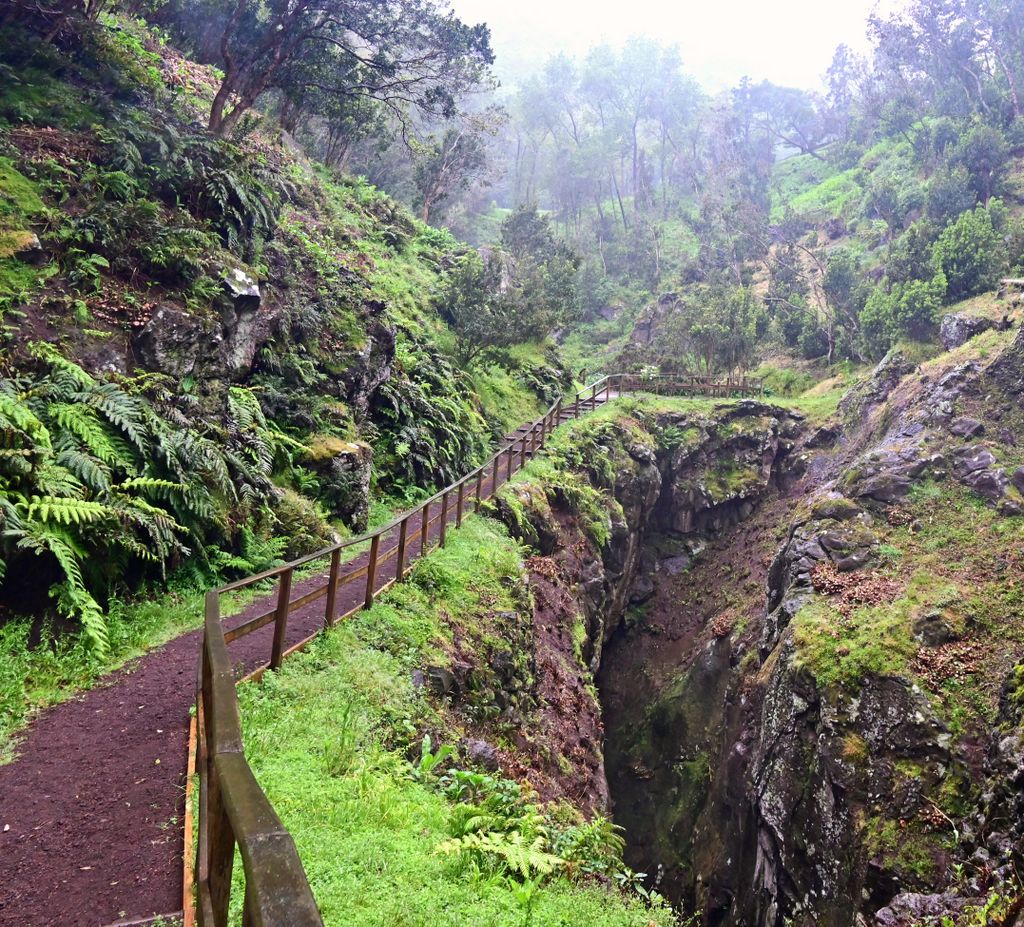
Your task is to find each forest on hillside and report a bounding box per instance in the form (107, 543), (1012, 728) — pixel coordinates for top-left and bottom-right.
(0, 0), (1021, 669)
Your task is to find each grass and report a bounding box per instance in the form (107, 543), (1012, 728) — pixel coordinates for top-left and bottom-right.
(231, 516), (673, 927)
(791, 482), (1024, 735)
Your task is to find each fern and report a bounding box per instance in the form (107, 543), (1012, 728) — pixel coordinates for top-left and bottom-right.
(436, 831), (565, 881)
(55, 448), (112, 492)
(15, 527), (108, 655)
(23, 496), (111, 526)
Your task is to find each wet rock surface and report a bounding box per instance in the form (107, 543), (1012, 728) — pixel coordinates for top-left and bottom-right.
(939, 312), (995, 350)
(587, 332), (1024, 927)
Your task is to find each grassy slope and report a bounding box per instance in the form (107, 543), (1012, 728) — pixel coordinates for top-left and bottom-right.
(234, 517), (673, 927)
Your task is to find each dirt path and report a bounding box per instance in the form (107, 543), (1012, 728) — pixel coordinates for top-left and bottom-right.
(0, 406), (593, 927)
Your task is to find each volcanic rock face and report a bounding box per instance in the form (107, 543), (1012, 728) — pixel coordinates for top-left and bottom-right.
(493, 332), (1024, 927)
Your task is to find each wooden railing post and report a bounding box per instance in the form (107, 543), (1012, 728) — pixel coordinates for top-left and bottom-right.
(439, 490), (449, 547)
(456, 480), (465, 527)
(493, 453), (501, 496)
(475, 467), (484, 510)
(324, 547), (341, 628)
(506, 444), (513, 480)
(519, 434), (528, 469)
(420, 500), (430, 556)
(206, 760), (235, 926)
(574, 392), (580, 417)
(270, 567), (293, 671)
(540, 414), (547, 448)
(396, 515), (409, 582)
(364, 533), (380, 610)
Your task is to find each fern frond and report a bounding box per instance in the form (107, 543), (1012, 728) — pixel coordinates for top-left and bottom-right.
(80, 383), (149, 455)
(55, 448), (112, 491)
(23, 496), (110, 526)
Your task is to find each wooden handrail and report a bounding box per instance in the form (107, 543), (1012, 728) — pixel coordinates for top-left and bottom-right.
(190, 371), (761, 925)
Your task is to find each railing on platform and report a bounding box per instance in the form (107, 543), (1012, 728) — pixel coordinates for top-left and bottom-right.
(190, 372), (762, 926)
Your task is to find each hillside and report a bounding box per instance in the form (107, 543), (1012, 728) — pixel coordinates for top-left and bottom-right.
(0, 15), (570, 728)
(1, 3), (1024, 927)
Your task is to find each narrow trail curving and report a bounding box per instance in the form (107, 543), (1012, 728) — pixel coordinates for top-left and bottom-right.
(0, 403), (598, 927)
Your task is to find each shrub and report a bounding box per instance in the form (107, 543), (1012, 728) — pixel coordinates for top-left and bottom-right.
(860, 274), (946, 356)
(925, 165), (976, 226)
(887, 219), (939, 285)
(931, 203), (1006, 300)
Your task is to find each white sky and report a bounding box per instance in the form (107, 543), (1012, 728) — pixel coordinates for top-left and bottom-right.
(448, 0), (901, 91)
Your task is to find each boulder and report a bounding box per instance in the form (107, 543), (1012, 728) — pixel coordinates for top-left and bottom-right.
(912, 609), (958, 647)
(951, 445), (997, 478)
(217, 267), (265, 378)
(341, 312), (396, 418)
(806, 423), (841, 448)
(875, 892), (971, 926)
(961, 466), (1008, 502)
(940, 312), (994, 350)
(464, 738), (500, 771)
(858, 471), (912, 504)
(303, 437), (373, 530)
(131, 302), (221, 378)
(949, 417), (984, 438)
(11, 231), (47, 264)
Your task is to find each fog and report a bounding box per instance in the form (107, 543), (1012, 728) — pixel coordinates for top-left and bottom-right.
(449, 0), (900, 90)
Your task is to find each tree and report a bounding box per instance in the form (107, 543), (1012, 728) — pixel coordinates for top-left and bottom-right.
(861, 274), (946, 355)
(750, 82), (833, 159)
(888, 220), (940, 283)
(951, 122), (1009, 203)
(925, 164), (976, 224)
(173, 0), (494, 137)
(413, 107), (505, 223)
(437, 206), (581, 366)
(660, 285), (760, 374)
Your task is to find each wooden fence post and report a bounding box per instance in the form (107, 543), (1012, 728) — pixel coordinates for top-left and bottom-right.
(364, 534), (380, 610)
(324, 548), (341, 628)
(506, 445), (513, 481)
(270, 567), (293, 671)
(574, 392), (580, 417)
(475, 468), (484, 510)
(396, 516), (409, 582)
(420, 500), (430, 556)
(493, 453), (501, 496)
(520, 434), (528, 469)
(206, 760), (235, 925)
(456, 480), (465, 527)
(439, 490), (449, 547)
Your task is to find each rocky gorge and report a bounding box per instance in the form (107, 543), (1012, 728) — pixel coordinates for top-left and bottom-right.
(475, 323), (1024, 927)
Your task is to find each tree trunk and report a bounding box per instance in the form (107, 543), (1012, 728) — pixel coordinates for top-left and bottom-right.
(610, 168), (628, 231)
(208, 74), (236, 135)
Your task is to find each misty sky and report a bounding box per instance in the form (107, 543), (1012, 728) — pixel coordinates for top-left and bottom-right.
(449, 0), (900, 91)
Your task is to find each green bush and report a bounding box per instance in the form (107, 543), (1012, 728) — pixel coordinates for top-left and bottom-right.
(931, 203), (1006, 300)
(861, 274), (946, 356)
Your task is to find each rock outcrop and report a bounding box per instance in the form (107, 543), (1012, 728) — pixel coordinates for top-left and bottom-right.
(483, 325), (1024, 927)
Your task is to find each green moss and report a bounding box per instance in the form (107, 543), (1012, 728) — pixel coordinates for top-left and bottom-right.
(864, 815), (938, 881)
(792, 571), (960, 690)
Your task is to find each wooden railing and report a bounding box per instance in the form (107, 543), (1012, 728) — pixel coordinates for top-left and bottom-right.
(190, 372), (762, 926)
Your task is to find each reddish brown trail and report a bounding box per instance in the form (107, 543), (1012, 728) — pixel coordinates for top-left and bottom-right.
(0, 407), (590, 927)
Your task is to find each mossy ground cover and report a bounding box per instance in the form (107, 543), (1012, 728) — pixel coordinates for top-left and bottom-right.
(792, 482), (1024, 735)
(232, 517), (673, 927)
